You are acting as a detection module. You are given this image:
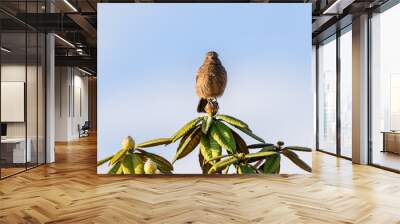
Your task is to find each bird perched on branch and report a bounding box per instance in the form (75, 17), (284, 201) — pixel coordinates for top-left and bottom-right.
(195, 51), (227, 113)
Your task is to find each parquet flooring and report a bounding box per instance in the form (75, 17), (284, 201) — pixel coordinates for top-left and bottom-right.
(0, 135), (400, 224)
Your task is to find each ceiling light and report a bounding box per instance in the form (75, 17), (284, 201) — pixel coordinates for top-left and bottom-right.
(63, 0), (78, 12)
(54, 34), (75, 48)
(323, 0), (354, 15)
(78, 67), (93, 76)
(1, 47), (11, 53)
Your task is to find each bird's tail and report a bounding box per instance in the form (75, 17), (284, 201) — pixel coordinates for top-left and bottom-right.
(197, 98), (208, 113)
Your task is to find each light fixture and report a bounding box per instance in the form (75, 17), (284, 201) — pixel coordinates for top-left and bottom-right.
(54, 34), (75, 48)
(1, 47), (11, 53)
(76, 48), (86, 56)
(78, 67), (93, 76)
(322, 0), (354, 15)
(63, 0), (78, 12)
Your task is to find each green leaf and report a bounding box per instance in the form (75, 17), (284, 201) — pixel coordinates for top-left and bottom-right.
(210, 121), (236, 154)
(284, 146), (312, 152)
(109, 147), (130, 165)
(172, 126), (202, 163)
(200, 134), (213, 163)
(97, 155), (113, 166)
(199, 152), (212, 174)
(200, 134), (222, 165)
(177, 128), (192, 149)
(244, 151), (277, 159)
(231, 130), (249, 154)
(260, 146), (277, 152)
(209, 136), (222, 159)
(116, 163), (124, 174)
(199, 151), (205, 171)
(238, 165), (256, 174)
(208, 156), (239, 174)
(171, 117), (203, 142)
(235, 126), (265, 143)
(247, 147), (277, 163)
(282, 149), (312, 172)
(247, 143), (274, 149)
(201, 115), (213, 134)
(262, 154), (281, 174)
(215, 114), (249, 129)
(107, 162), (121, 174)
(121, 154), (135, 174)
(159, 168), (173, 174)
(137, 138), (172, 148)
(131, 153), (144, 174)
(136, 149), (173, 171)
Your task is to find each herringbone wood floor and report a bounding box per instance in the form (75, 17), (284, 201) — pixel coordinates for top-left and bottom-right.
(1, 135), (400, 224)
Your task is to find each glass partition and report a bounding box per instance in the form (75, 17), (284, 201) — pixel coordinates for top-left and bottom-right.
(0, 2), (46, 179)
(0, 31), (28, 177)
(27, 30), (38, 169)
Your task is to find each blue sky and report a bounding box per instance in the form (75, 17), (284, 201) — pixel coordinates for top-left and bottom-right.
(98, 3), (312, 174)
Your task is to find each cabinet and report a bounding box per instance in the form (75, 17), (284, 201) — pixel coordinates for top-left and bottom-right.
(382, 132), (400, 154)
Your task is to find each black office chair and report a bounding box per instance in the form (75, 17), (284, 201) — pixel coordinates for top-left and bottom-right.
(79, 121), (90, 138)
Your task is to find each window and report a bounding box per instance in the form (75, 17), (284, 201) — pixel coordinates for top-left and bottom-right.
(339, 28), (352, 158)
(316, 25), (353, 159)
(371, 3), (400, 171)
(318, 36), (337, 154)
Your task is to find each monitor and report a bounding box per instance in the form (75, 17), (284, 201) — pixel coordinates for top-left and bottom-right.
(1, 123), (7, 137)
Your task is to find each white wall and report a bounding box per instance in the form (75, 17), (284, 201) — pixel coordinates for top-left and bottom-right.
(1, 65), (26, 140)
(55, 66), (70, 141)
(55, 67), (89, 141)
(72, 73), (89, 138)
(1, 65), (39, 138)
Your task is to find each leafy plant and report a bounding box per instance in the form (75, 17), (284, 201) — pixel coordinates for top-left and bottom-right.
(206, 141), (312, 174)
(161, 113), (266, 174)
(97, 136), (173, 174)
(97, 113), (312, 175)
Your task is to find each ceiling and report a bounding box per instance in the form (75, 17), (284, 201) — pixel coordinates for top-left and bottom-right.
(0, 0), (393, 74)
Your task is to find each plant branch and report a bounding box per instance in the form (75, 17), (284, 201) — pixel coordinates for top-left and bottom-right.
(207, 154), (232, 162)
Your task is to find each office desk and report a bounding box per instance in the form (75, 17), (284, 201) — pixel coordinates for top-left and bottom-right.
(382, 131), (400, 154)
(1, 138), (31, 163)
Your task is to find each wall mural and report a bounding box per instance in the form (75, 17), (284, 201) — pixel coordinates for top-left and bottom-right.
(97, 4), (313, 175)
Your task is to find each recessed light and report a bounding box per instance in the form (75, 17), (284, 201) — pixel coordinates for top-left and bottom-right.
(78, 67), (93, 76)
(54, 34), (75, 48)
(322, 0), (354, 15)
(1, 47), (11, 53)
(63, 0), (78, 12)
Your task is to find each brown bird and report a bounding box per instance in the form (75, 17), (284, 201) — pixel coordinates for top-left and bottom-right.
(195, 51), (227, 113)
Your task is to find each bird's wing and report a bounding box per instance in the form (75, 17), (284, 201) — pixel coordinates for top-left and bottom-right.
(196, 65), (206, 84)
